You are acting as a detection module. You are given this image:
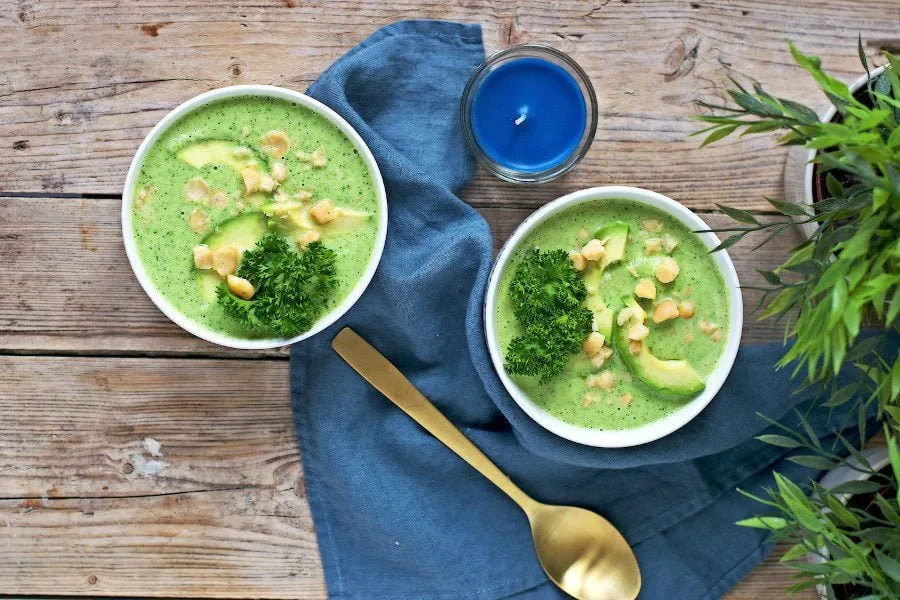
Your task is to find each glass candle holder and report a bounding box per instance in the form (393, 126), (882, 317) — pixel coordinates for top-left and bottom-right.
(461, 44), (598, 183)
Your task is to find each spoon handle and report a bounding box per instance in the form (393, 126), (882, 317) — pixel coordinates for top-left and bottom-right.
(332, 327), (538, 514)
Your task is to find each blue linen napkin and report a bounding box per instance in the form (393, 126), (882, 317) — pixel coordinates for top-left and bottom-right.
(291, 20), (876, 599)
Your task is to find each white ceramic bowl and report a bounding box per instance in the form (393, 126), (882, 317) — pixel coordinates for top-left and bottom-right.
(484, 186), (743, 447)
(122, 85), (387, 349)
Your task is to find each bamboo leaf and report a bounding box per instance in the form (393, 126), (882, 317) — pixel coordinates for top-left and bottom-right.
(700, 124), (739, 147)
(787, 455), (838, 470)
(736, 516), (789, 529)
(767, 197), (811, 216)
(756, 434), (801, 448)
(710, 233), (743, 252)
(716, 203), (760, 225)
(875, 550), (900, 583)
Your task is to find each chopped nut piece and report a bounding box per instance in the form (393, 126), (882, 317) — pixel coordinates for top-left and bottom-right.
(209, 190), (230, 209)
(226, 274), (255, 300)
(309, 199), (336, 225)
(580, 239), (606, 262)
(710, 329), (723, 343)
(616, 307), (634, 327)
(663, 233), (679, 253)
(296, 230), (321, 248)
(271, 161), (288, 182)
(699, 320), (716, 334)
(684, 331), (694, 343)
(587, 371), (615, 390)
(619, 393), (634, 406)
(311, 146), (327, 168)
(259, 173), (277, 193)
(653, 299), (680, 323)
(135, 185), (153, 210)
(297, 146), (328, 168)
(213, 244), (239, 277)
(184, 178), (210, 203)
(241, 168), (261, 195)
(629, 340), (643, 355)
(294, 190), (314, 202)
(583, 332), (606, 357)
(590, 346), (613, 368)
(626, 265), (639, 278)
(634, 279), (656, 300)
(678, 301), (696, 319)
(259, 129), (292, 158)
(682, 285), (693, 297)
(273, 188), (288, 203)
(578, 228), (590, 241)
(597, 370), (615, 390)
(188, 209), (209, 234)
(240, 125), (250, 139)
(644, 238), (662, 255)
(581, 393), (599, 408)
(193, 245), (214, 270)
(655, 257), (680, 284)
(641, 218), (663, 233)
(628, 322), (650, 341)
(231, 146), (252, 159)
(569, 251), (587, 272)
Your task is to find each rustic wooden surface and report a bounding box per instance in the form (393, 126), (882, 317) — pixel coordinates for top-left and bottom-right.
(2, 0), (898, 598)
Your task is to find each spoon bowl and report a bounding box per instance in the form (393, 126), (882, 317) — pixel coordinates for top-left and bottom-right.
(332, 328), (641, 600)
(529, 504), (641, 600)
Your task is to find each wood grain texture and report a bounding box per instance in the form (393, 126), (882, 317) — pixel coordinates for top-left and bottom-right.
(0, 355), (324, 598)
(0, 196), (801, 356)
(1, 0), (898, 209)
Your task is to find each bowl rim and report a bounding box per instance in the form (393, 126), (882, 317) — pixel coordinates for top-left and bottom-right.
(483, 186), (743, 447)
(122, 84), (388, 349)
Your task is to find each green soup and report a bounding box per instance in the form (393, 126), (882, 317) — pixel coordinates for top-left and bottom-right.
(495, 199), (730, 430)
(131, 95), (380, 339)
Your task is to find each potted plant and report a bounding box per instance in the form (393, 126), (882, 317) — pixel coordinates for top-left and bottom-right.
(693, 40), (900, 599)
(784, 61), (888, 239)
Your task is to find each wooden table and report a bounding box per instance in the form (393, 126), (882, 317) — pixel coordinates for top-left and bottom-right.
(2, 1), (897, 598)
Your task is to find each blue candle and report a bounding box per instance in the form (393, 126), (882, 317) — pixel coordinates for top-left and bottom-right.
(462, 46), (597, 183)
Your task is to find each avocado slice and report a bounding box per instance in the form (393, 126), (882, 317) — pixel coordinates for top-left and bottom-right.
(196, 212), (269, 302)
(613, 311), (705, 399)
(582, 221), (630, 293)
(585, 295), (614, 338)
(261, 202), (371, 237)
(621, 295), (647, 324)
(202, 211), (268, 253)
(593, 221), (629, 271)
(176, 140), (268, 173)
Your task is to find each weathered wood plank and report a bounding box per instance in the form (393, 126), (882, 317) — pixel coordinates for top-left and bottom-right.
(0, 354), (812, 599)
(1, 0), (897, 209)
(0, 196), (800, 355)
(0, 355), (323, 598)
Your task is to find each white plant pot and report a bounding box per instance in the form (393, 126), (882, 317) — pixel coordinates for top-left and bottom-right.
(784, 66), (886, 239)
(807, 446), (891, 600)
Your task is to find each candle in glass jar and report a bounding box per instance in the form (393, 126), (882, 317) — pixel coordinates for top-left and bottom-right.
(461, 45), (597, 183)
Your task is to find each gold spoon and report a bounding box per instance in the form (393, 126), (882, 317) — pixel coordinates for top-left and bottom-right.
(332, 328), (641, 600)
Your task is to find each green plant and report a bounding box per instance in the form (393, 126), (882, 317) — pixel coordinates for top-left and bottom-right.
(217, 233), (337, 337)
(739, 426), (900, 597)
(694, 39), (900, 597)
(504, 247), (592, 382)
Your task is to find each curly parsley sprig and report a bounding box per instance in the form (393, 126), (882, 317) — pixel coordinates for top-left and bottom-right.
(217, 233), (337, 338)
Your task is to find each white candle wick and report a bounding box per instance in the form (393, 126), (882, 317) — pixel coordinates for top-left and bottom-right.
(514, 113), (527, 126)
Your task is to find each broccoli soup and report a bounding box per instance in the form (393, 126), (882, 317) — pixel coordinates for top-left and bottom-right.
(130, 95), (380, 340)
(495, 199), (730, 431)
